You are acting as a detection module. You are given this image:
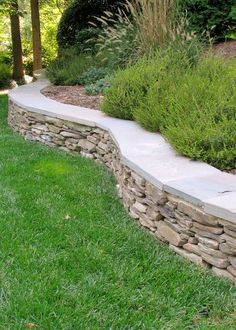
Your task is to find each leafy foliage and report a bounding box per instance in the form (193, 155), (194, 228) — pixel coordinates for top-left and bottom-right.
(162, 56), (236, 170)
(180, 0), (236, 40)
(0, 62), (11, 87)
(57, 0), (127, 49)
(46, 49), (95, 85)
(101, 56), (165, 120)
(85, 78), (111, 95)
(77, 67), (109, 85)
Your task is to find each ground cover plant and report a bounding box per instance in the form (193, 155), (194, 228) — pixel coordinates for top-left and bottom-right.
(1, 94), (236, 328)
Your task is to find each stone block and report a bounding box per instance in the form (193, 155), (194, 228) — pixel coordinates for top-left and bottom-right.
(212, 267), (235, 281)
(45, 116), (63, 126)
(41, 134), (51, 142)
(193, 222), (223, 235)
(132, 201), (147, 214)
(129, 207), (140, 220)
(224, 227), (236, 239)
(227, 265), (236, 277)
(157, 221), (187, 247)
(228, 257), (236, 268)
(146, 207), (163, 221)
(34, 124), (48, 131)
(139, 215), (156, 230)
(80, 151), (94, 159)
(219, 243), (236, 256)
(159, 205), (175, 220)
(146, 182), (167, 205)
(175, 210), (193, 229)
(221, 234), (236, 249)
(196, 236), (219, 250)
(78, 139), (96, 152)
(170, 245), (203, 266)
(98, 141), (108, 152)
(87, 135), (99, 144)
(47, 124), (61, 134)
(192, 227), (225, 243)
(60, 131), (81, 139)
(183, 243), (201, 256)
(178, 201), (218, 226)
(198, 243), (227, 259)
(188, 237), (198, 244)
(131, 172), (145, 187)
(201, 252), (229, 269)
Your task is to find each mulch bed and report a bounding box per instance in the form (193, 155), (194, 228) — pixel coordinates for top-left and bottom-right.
(212, 40), (236, 59)
(41, 85), (103, 110)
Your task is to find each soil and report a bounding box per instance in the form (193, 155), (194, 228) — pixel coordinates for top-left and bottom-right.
(41, 85), (103, 110)
(212, 40), (236, 59)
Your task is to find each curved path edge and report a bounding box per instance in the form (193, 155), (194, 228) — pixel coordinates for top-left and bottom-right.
(7, 75), (236, 281)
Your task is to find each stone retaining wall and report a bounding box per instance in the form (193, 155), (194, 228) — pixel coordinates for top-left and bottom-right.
(8, 100), (236, 282)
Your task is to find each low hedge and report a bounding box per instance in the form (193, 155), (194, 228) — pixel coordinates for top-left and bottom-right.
(102, 50), (236, 170)
(101, 52), (172, 120)
(163, 57), (236, 170)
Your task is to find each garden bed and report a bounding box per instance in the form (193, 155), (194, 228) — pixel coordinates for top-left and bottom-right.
(41, 85), (102, 110)
(40, 83), (236, 175)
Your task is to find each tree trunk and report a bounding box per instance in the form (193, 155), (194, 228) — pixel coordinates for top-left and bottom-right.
(10, 1), (24, 81)
(30, 0), (42, 71)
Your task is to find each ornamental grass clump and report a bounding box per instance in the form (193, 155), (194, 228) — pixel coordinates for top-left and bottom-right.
(127, 0), (177, 53)
(93, 0), (179, 68)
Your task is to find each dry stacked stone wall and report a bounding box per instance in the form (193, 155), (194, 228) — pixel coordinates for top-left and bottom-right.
(8, 100), (236, 283)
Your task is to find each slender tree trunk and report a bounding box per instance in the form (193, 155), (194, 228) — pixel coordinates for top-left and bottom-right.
(10, 1), (24, 81)
(30, 0), (42, 71)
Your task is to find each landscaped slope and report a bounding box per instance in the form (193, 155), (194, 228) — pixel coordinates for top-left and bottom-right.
(1, 94), (236, 328)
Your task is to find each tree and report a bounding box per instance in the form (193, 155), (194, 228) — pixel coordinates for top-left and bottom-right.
(30, 0), (42, 71)
(9, 0), (24, 81)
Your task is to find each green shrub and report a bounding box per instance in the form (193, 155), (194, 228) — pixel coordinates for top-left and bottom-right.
(75, 28), (101, 54)
(133, 43), (201, 131)
(102, 38), (236, 170)
(180, 0), (236, 40)
(57, 0), (127, 49)
(46, 49), (95, 85)
(162, 56), (236, 170)
(101, 55), (169, 120)
(0, 63), (11, 88)
(0, 50), (12, 65)
(77, 67), (109, 85)
(102, 42), (200, 120)
(85, 78), (111, 95)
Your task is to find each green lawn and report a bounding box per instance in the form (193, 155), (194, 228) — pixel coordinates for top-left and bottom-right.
(0, 94), (236, 329)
